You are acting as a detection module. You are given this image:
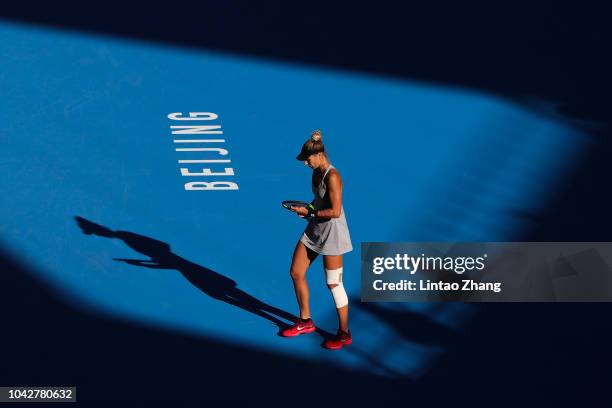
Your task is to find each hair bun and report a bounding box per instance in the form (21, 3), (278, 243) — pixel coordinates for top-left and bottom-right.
(311, 129), (322, 142)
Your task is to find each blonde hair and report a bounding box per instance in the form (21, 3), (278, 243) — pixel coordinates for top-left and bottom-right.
(304, 129), (325, 155)
(311, 129), (322, 142)
(296, 129), (327, 160)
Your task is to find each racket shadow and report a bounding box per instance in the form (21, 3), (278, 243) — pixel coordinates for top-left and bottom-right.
(74, 215), (306, 336)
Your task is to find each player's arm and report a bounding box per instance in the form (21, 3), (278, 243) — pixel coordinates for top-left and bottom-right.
(315, 172), (342, 219)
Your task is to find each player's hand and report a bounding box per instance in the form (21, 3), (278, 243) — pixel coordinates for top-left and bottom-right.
(290, 206), (309, 217)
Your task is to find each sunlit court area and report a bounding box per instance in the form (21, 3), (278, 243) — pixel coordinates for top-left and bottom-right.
(1, 2), (611, 405)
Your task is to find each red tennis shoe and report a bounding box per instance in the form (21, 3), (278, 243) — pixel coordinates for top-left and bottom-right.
(280, 318), (316, 337)
(323, 329), (352, 350)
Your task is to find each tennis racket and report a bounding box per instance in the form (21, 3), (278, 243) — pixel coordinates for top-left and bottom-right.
(281, 201), (315, 218)
(281, 200), (313, 210)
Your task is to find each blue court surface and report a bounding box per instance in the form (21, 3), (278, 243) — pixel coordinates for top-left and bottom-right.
(0, 17), (604, 399)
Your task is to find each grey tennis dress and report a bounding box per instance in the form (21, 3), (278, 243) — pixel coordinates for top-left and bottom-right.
(300, 164), (353, 255)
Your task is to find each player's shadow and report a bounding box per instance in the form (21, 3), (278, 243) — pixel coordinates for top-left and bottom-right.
(74, 216), (331, 337)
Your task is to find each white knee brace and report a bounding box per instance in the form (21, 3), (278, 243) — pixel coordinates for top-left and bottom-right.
(325, 267), (348, 308)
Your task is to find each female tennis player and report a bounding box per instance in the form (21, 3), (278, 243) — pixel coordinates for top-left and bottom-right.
(281, 129), (353, 350)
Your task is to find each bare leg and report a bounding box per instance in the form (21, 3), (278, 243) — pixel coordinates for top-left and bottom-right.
(323, 255), (349, 332)
(289, 241), (318, 319)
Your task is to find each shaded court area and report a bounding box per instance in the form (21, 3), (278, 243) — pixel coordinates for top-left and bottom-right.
(2, 2), (612, 404)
